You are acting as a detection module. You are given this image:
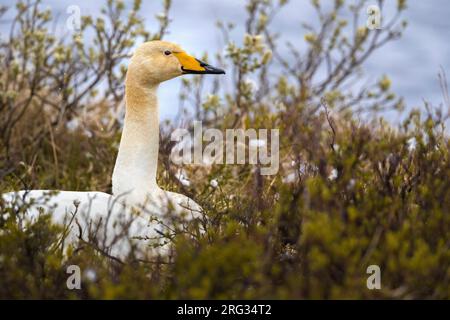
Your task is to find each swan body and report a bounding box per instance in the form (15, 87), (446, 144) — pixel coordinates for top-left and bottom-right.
(1, 189), (200, 258)
(1, 41), (224, 258)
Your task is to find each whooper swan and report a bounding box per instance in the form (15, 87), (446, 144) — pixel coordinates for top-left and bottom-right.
(1, 41), (225, 258)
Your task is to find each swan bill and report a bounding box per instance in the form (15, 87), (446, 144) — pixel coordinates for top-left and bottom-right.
(174, 52), (225, 74)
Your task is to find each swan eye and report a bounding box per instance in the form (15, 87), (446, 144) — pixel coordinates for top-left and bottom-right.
(164, 50), (172, 56)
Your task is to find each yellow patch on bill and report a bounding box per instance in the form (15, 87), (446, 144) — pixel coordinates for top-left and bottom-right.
(174, 52), (205, 71)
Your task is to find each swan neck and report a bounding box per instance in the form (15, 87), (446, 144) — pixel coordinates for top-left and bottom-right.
(112, 82), (160, 197)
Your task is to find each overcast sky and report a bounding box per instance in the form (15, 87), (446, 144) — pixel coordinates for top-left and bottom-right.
(1, 0), (449, 120)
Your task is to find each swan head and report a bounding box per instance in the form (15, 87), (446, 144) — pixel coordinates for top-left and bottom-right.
(127, 40), (225, 86)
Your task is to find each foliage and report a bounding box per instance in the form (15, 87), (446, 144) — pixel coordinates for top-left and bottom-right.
(0, 0), (449, 299)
